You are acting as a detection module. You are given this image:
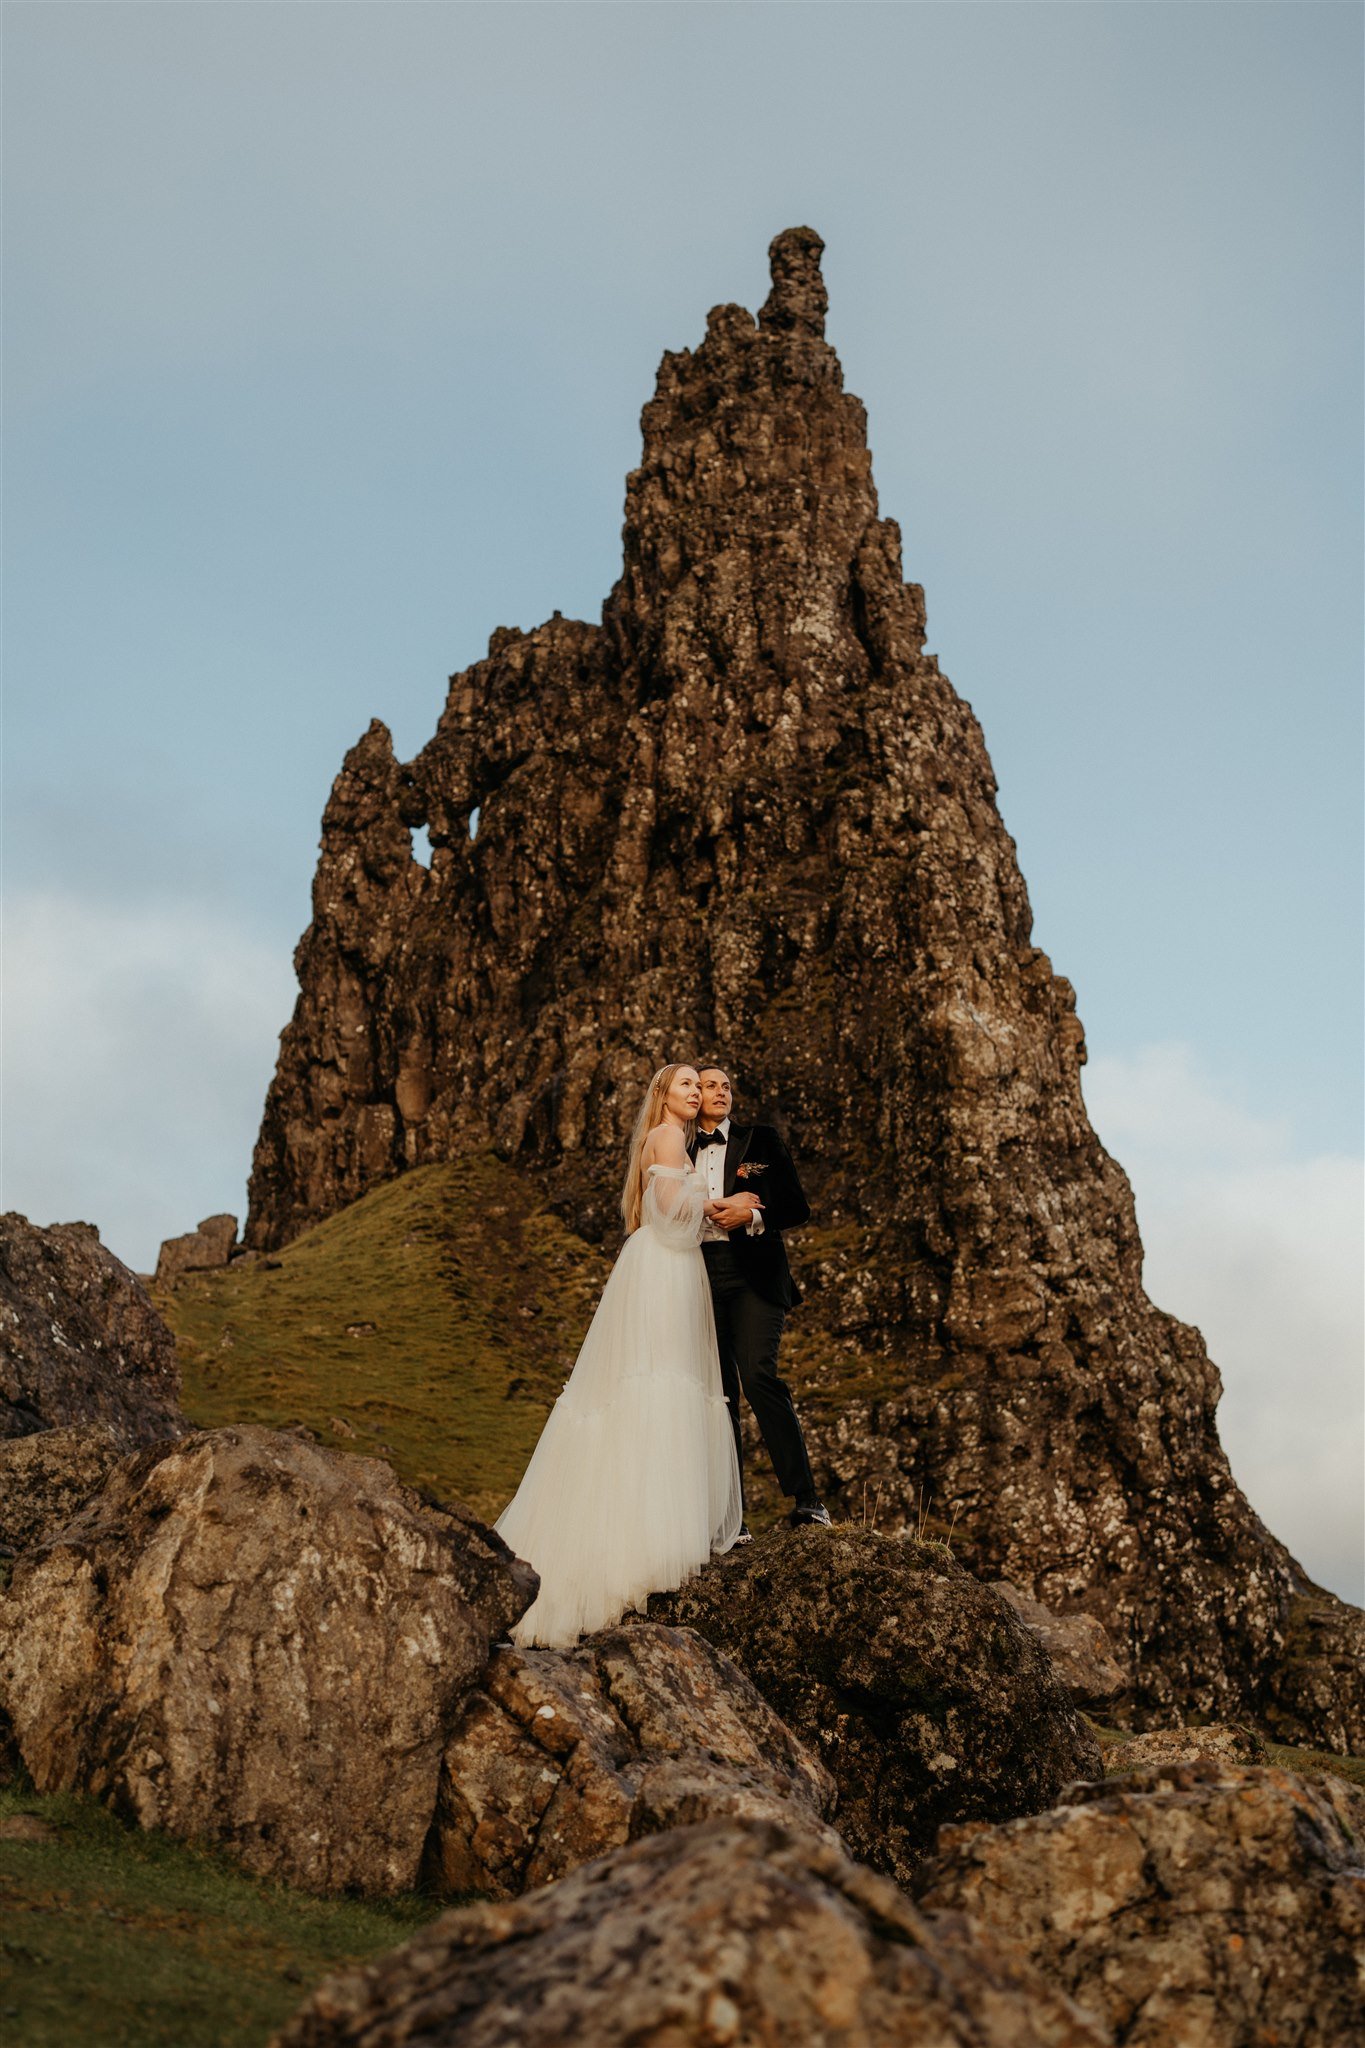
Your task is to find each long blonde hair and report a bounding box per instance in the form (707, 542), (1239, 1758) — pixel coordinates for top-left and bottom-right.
(621, 1064), (695, 1233)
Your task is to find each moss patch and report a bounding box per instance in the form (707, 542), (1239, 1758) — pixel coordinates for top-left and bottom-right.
(0, 1779), (441, 2048)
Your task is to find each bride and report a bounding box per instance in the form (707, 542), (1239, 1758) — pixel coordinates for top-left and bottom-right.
(494, 1063), (743, 1646)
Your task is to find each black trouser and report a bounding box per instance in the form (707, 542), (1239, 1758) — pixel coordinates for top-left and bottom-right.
(701, 1240), (816, 1508)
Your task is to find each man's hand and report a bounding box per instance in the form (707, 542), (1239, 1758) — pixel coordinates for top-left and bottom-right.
(710, 1194), (762, 1232)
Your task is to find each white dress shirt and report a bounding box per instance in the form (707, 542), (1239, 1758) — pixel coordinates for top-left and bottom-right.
(697, 1116), (765, 1241)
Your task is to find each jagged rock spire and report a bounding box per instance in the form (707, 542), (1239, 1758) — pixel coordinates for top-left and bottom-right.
(758, 224), (829, 337)
(245, 231), (1363, 1748)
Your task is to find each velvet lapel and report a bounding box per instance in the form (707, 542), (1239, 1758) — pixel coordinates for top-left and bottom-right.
(723, 1122), (755, 1198)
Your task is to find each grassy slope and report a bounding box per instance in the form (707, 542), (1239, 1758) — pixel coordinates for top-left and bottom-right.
(0, 1779), (441, 2048)
(160, 1154), (611, 1524)
(160, 1151), (883, 1533)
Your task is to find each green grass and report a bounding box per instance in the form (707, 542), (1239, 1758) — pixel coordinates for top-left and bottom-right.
(162, 1154), (611, 1523)
(1264, 1741), (1365, 1791)
(0, 1778), (443, 2048)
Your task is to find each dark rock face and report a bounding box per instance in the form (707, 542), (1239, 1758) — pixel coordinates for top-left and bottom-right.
(648, 1526), (1102, 1885)
(154, 1212), (238, 1289)
(242, 224), (1362, 1747)
(0, 1214), (184, 1444)
(0, 1424), (128, 1560)
(274, 1817), (1109, 2048)
(425, 1621), (837, 1898)
(0, 1425), (537, 1894)
(1263, 1585), (1365, 1755)
(916, 1762), (1365, 2048)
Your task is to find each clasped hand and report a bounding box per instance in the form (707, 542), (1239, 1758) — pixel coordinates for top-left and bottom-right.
(704, 1193), (763, 1231)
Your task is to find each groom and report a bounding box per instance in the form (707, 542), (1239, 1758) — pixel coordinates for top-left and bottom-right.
(689, 1066), (831, 1536)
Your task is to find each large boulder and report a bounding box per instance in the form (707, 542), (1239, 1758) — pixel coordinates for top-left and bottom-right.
(0, 1424), (537, 1893)
(154, 1211), (239, 1288)
(916, 1761), (1365, 2047)
(0, 1213), (184, 1443)
(425, 1621), (837, 1898)
(649, 1525), (1103, 1883)
(274, 1816), (1108, 2048)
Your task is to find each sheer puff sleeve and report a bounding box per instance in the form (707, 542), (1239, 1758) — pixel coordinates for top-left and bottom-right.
(641, 1164), (707, 1251)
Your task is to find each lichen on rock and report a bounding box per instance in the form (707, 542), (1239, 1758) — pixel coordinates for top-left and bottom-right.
(916, 1761), (1365, 2048)
(0, 1424), (537, 1893)
(425, 1620), (838, 1898)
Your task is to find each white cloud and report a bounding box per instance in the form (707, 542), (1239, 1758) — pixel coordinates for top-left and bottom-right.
(2, 886), (297, 1275)
(1084, 1041), (1364, 1605)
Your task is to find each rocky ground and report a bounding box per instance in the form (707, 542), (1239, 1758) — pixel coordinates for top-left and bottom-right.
(2, 1213), (1362, 2046)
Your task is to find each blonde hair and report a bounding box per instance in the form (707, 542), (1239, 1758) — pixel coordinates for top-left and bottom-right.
(621, 1064), (695, 1233)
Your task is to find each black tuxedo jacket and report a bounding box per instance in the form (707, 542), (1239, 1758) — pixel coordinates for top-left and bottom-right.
(690, 1120), (810, 1310)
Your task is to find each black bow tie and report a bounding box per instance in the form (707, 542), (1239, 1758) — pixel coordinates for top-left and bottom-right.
(695, 1127), (726, 1149)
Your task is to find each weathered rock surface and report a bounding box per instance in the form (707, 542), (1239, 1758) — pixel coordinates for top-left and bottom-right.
(917, 1761), (1365, 2048)
(648, 1525), (1101, 1884)
(154, 1212), (239, 1288)
(275, 1816), (1108, 2048)
(0, 1213), (184, 1443)
(991, 1580), (1129, 1709)
(1263, 1583), (1365, 1754)
(1104, 1721), (1267, 1773)
(425, 1620), (836, 1898)
(240, 225), (1362, 1748)
(0, 1423), (128, 1559)
(0, 1424), (536, 1893)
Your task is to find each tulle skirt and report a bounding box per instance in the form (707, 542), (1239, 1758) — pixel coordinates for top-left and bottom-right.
(494, 1220), (742, 1647)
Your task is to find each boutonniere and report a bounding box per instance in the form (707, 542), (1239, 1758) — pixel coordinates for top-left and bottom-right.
(736, 1161), (768, 1179)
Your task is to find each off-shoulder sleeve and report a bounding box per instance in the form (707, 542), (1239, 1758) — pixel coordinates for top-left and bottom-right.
(641, 1163), (706, 1250)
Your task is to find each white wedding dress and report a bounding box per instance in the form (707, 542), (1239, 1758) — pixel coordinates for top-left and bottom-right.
(495, 1162), (742, 1647)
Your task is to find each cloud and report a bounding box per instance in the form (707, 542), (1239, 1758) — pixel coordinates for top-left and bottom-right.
(2, 886), (296, 1276)
(1083, 1041), (1364, 1605)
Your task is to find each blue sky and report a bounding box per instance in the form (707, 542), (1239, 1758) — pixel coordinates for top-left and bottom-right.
(4, 2), (1361, 1598)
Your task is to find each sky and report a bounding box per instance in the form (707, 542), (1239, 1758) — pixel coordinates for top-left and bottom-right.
(3, 2), (1361, 1601)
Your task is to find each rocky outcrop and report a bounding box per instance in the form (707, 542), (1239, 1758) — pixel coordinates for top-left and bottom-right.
(1104, 1722), (1267, 1773)
(916, 1762), (1365, 2048)
(275, 1816), (1109, 2048)
(154, 1212), (238, 1289)
(991, 1580), (1129, 1710)
(0, 1423), (128, 1560)
(0, 1424), (536, 1893)
(424, 1621), (836, 1898)
(648, 1525), (1101, 1884)
(1262, 1583), (1365, 1754)
(0, 1214), (184, 1444)
(241, 224), (1362, 1747)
